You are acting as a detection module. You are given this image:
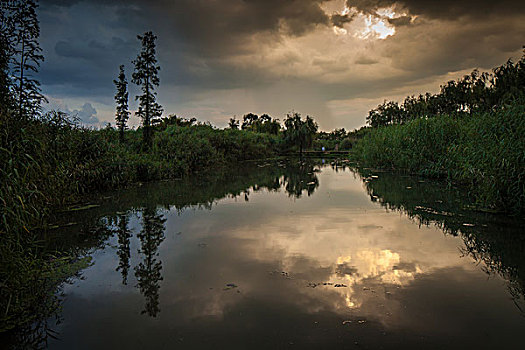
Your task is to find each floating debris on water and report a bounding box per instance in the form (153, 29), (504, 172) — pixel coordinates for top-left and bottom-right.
(64, 204), (100, 212)
(223, 283), (238, 290)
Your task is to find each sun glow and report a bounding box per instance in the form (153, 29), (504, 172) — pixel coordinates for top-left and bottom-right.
(329, 4), (404, 40)
(376, 7), (397, 19)
(357, 15), (395, 39)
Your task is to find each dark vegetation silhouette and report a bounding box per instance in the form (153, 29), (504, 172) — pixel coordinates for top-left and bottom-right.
(114, 65), (130, 143)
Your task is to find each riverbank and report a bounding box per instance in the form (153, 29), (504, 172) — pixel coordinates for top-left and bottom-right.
(352, 101), (525, 214)
(0, 115), (280, 332)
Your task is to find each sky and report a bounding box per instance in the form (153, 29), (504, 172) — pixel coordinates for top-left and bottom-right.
(38, 0), (525, 131)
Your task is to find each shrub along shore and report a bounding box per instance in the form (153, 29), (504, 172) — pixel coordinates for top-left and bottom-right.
(353, 102), (525, 214)
(352, 50), (525, 215)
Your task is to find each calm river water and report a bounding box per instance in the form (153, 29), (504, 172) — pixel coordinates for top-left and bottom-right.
(15, 159), (525, 349)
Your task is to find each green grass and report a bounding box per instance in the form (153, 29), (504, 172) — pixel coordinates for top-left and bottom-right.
(353, 102), (525, 213)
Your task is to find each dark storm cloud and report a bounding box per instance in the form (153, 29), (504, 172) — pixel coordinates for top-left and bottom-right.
(346, 0), (525, 20)
(116, 0), (331, 57)
(39, 0), (331, 98)
(387, 16), (411, 26)
(331, 13), (354, 28)
(54, 37), (133, 61)
(383, 16), (525, 76)
(42, 0), (330, 40)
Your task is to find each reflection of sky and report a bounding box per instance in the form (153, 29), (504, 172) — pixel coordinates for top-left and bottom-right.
(50, 168), (524, 349)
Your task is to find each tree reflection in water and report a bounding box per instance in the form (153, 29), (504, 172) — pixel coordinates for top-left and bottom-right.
(134, 207), (166, 317)
(282, 160), (319, 198)
(115, 213), (132, 285)
(353, 167), (525, 314)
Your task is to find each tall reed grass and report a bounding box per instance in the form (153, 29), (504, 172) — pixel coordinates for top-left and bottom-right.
(354, 102), (525, 213)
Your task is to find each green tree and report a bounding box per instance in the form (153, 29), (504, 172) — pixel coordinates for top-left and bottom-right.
(132, 31), (163, 150)
(257, 114), (281, 134)
(228, 117), (239, 129)
(9, 0), (47, 119)
(241, 113), (258, 130)
(283, 112), (318, 155)
(114, 64), (130, 142)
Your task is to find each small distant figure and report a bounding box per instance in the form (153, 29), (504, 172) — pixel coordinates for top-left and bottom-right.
(322, 146), (326, 152)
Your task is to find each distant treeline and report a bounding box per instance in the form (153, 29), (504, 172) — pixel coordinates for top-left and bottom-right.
(367, 52), (525, 127)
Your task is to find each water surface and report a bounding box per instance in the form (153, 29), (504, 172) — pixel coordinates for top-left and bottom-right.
(19, 160), (525, 348)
